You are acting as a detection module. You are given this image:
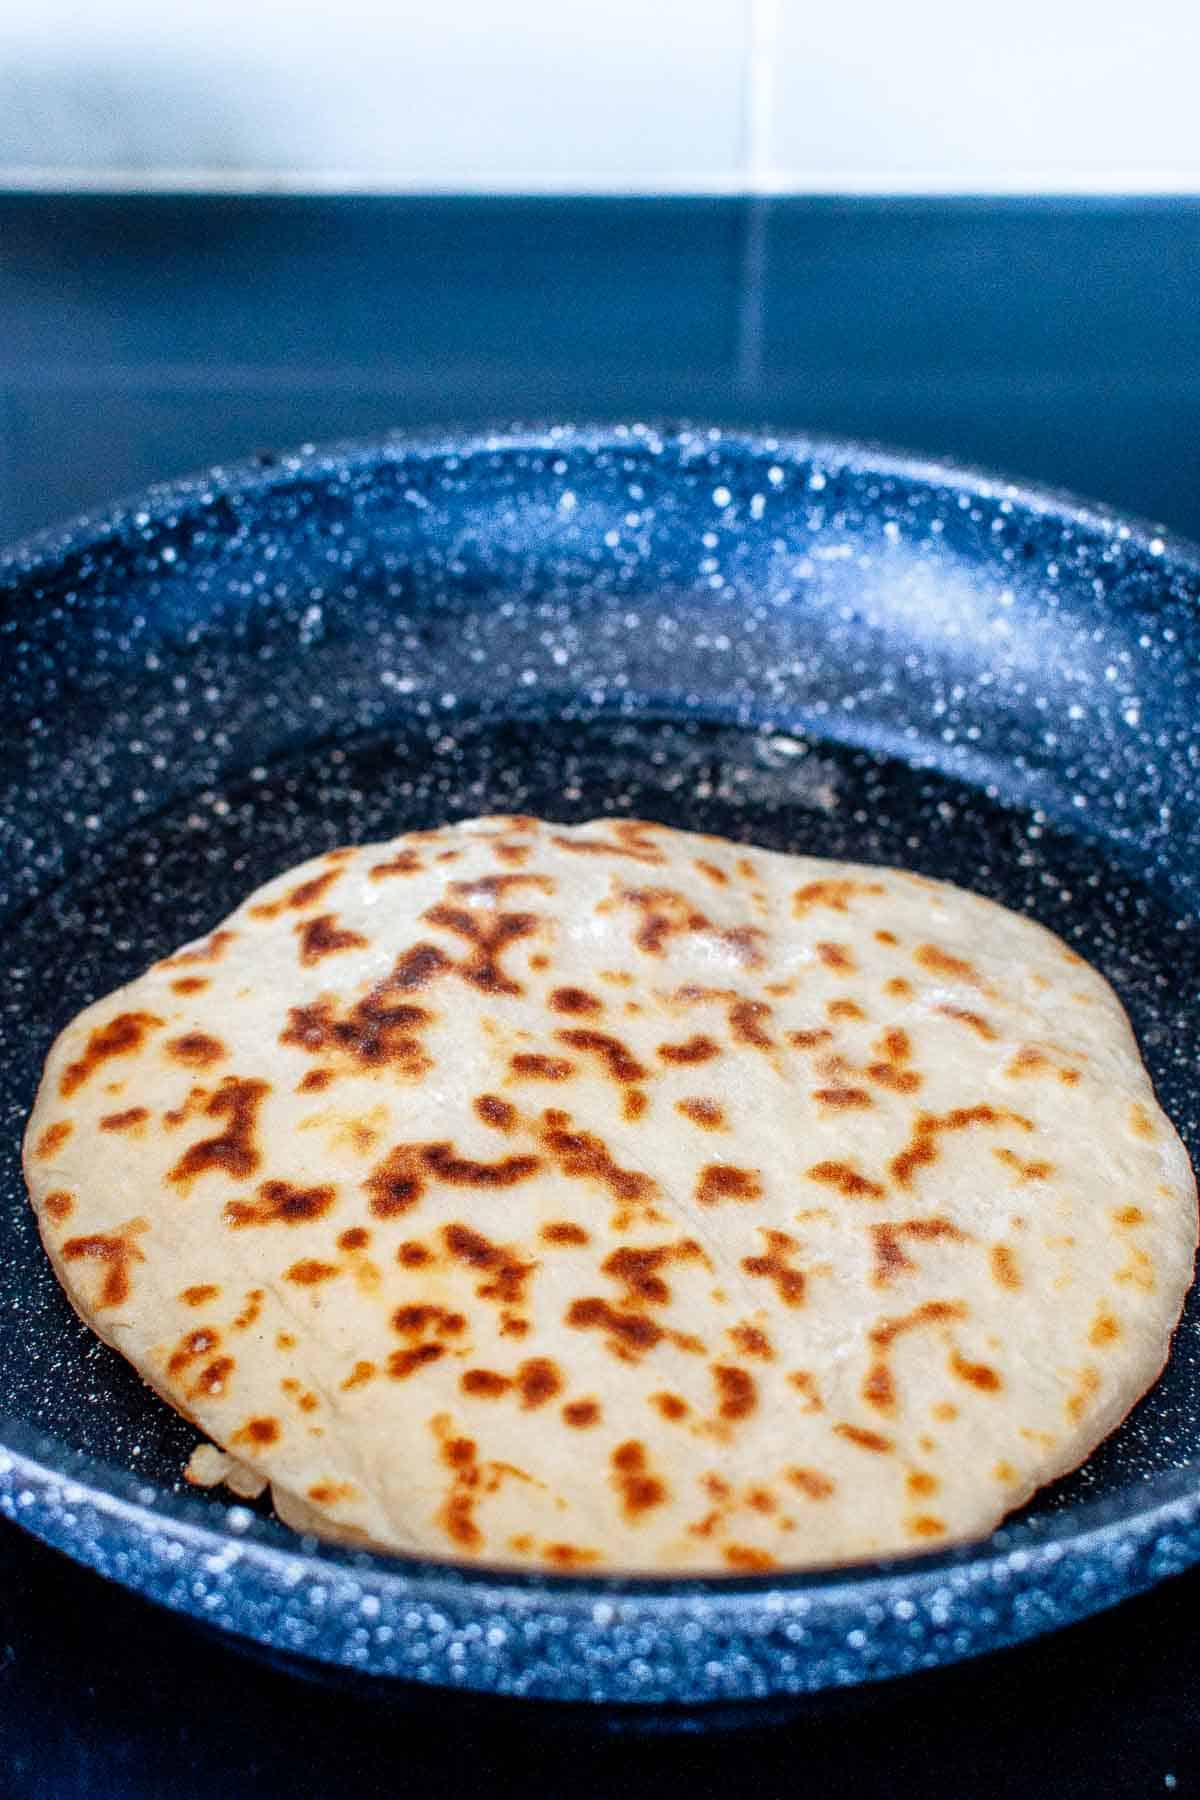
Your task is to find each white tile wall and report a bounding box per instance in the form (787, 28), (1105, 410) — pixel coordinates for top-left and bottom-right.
(0, 0), (748, 187)
(2, 0), (1198, 192)
(771, 0), (1200, 190)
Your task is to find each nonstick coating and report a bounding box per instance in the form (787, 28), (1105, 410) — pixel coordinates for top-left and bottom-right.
(3, 424), (1200, 1706)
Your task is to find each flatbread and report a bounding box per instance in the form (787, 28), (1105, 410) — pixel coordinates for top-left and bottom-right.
(23, 816), (1196, 1572)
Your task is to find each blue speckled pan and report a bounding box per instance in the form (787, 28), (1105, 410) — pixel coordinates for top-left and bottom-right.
(2, 425), (1199, 1707)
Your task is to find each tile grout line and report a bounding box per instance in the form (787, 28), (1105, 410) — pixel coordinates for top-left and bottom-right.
(734, 0), (778, 403)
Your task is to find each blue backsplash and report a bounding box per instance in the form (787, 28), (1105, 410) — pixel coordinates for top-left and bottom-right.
(2, 195), (1198, 545)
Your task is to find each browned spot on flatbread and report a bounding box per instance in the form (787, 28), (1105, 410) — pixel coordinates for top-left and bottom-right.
(540, 1221), (589, 1247)
(611, 1440), (668, 1517)
(729, 1322), (774, 1360)
(295, 913), (369, 966)
(166, 1032), (225, 1068)
(232, 1288), (264, 1330)
(949, 1349), (1003, 1392)
(991, 1244), (1022, 1289)
(827, 998), (866, 1021)
(161, 929), (235, 969)
(370, 848), (424, 879)
(935, 1005), (997, 1040)
(603, 1239), (706, 1307)
(652, 1392), (689, 1422)
(563, 1399), (601, 1427)
(861, 1360), (897, 1413)
(510, 1053), (575, 1080)
(553, 822), (665, 866)
(225, 1179), (336, 1228)
(993, 1147), (1055, 1183)
(712, 1363), (757, 1420)
(915, 943), (984, 985)
(814, 1086), (874, 1110)
(231, 1416), (280, 1447)
(657, 1033), (719, 1065)
(1006, 1044), (1081, 1084)
(168, 1076), (270, 1188)
(341, 1360), (376, 1390)
(537, 1109), (659, 1217)
(99, 1106), (149, 1132)
(835, 1423), (894, 1453)
(1090, 1306), (1122, 1347)
(793, 878), (885, 916)
(364, 1141), (541, 1219)
(251, 868), (341, 919)
(42, 1190), (74, 1220)
(308, 1481), (359, 1506)
(808, 1159), (885, 1200)
(1129, 1101), (1156, 1140)
(451, 872), (555, 902)
(742, 1229), (806, 1306)
(890, 1105), (1032, 1188)
(443, 1223), (534, 1307)
(724, 1545), (775, 1571)
(424, 1143), (542, 1188)
(907, 1515), (947, 1539)
(618, 885), (766, 967)
(475, 1094), (517, 1131)
(60, 1011), (164, 1097)
(61, 1218), (147, 1307)
(542, 1543), (601, 1569)
(729, 999), (774, 1049)
(436, 1428), (484, 1549)
(338, 1226), (370, 1251)
(870, 1298), (969, 1350)
(418, 902), (541, 997)
(694, 859), (728, 886)
(170, 976), (209, 995)
(284, 1259), (340, 1285)
(550, 986), (602, 1016)
(870, 1218), (970, 1286)
(696, 1163), (762, 1205)
(34, 1120), (73, 1159)
(788, 1466), (835, 1499)
(566, 1297), (665, 1357)
(555, 1028), (646, 1083)
(389, 1342), (447, 1380)
(1066, 1365), (1101, 1422)
(676, 1097), (726, 1130)
(788, 1028), (833, 1050)
(392, 1304), (465, 1337)
(167, 1325), (218, 1377)
(816, 941), (856, 973)
(462, 1368), (511, 1398)
(180, 1283), (218, 1306)
(516, 1357), (562, 1409)
(280, 960), (434, 1076)
(187, 1354), (235, 1400)
(787, 1371), (822, 1412)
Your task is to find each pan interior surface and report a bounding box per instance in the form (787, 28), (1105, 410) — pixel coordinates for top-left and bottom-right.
(2, 426), (1199, 1699)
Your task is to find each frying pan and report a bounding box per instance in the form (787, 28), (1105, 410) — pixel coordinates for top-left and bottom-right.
(2, 424), (1199, 1708)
